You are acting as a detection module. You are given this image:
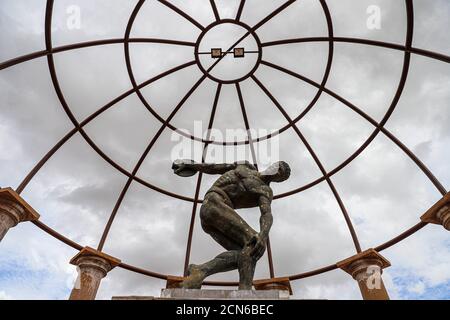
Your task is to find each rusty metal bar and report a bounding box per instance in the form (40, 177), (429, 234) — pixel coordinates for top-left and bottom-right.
(236, 0), (246, 21)
(252, 75), (362, 253)
(261, 60), (446, 197)
(12, 0), (445, 288)
(0, 38), (196, 72)
(157, 0), (205, 31)
(183, 83), (222, 275)
(210, 0), (221, 21)
(261, 36), (450, 64)
(15, 61), (196, 196)
(97, 73), (207, 250)
(236, 82), (276, 278)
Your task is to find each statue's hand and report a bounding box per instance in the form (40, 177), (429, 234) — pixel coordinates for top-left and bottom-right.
(172, 159), (197, 177)
(172, 161), (186, 174)
(248, 234), (267, 260)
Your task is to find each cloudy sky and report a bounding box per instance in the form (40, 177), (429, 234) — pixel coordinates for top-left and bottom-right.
(0, 0), (449, 300)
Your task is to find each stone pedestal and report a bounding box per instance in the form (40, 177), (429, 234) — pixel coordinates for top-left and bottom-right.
(0, 188), (40, 241)
(112, 289), (290, 300)
(337, 249), (391, 300)
(421, 192), (450, 231)
(69, 247), (120, 300)
(161, 289), (290, 300)
(165, 276), (293, 295)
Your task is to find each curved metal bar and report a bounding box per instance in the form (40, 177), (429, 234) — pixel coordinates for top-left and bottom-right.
(375, 221), (428, 252)
(32, 220), (83, 251)
(262, 60), (447, 197)
(251, 75), (362, 253)
(30, 215), (431, 286)
(157, 0), (205, 31)
(183, 83), (222, 275)
(16, 60), (197, 197)
(261, 2), (447, 202)
(16, 0), (446, 289)
(236, 82), (276, 278)
(119, 262), (168, 280)
(261, 37), (450, 64)
(96, 0), (208, 251)
(0, 38), (196, 72)
(39, 1), (205, 207)
(119, 1), (324, 147)
(120, 1), (307, 146)
(97, 75), (206, 251)
(123, 3), (230, 149)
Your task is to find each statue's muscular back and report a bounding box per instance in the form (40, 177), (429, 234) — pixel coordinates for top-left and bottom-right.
(209, 163), (273, 209)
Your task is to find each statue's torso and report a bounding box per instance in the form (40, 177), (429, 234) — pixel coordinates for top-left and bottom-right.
(209, 164), (272, 209)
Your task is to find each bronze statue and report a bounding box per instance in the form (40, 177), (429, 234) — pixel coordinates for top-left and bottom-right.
(172, 160), (291, 290)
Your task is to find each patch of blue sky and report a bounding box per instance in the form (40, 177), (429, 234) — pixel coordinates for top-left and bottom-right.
(393, 273), (450, 300)
(0, 258), (70, 300)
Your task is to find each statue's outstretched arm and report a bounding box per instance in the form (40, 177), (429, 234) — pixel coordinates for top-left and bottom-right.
(172, 160), (237, 176)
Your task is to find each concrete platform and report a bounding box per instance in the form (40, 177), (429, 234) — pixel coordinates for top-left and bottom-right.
(112, 289), (290, 300)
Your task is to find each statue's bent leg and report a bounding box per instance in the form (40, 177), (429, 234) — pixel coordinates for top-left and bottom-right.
(238, 245), (259, 290)
(182, 250), (239, 289)
(200, 193), (257, 248)
(181, 193), (261, 289)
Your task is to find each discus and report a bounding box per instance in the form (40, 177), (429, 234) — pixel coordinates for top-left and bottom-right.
(172, 159), (198, 177)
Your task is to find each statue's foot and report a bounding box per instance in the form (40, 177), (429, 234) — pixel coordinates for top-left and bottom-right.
(238, 283), (253, 290)
(181, 264), (205, 289)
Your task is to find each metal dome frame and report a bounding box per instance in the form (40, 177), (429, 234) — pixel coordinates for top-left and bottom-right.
(0, 0), (449, 288)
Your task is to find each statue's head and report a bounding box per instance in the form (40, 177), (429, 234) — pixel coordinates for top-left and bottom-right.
(261, 161), (291, 183)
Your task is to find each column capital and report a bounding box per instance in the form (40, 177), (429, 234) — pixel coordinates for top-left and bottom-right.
(70, 246), (121, 274)
(69, 247), (121, 300)
(254, 277), (292, 295)
(166, 275), (185, 289)
(420, 192), (450, 231)
(337, 249), (391, 280)
(0, 187), (40, 225)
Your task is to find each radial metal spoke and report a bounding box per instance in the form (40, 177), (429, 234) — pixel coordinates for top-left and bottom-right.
(252, 75), (362, 253)
(236, 83), (276, 278)
(157, 0), (205, 31)
(253, 0), (296, 31)
(204, 0), (297, 77)
(183, 83), (222, 276)
(261, 36), (450, 64)
(236, 0), (246, 21)
(210, 0), (221, 21)
(0, 37), (196, 71)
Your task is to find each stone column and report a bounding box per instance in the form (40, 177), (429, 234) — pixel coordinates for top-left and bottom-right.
(0, 188), (40, 242)
(421, 192), (450, 231)
(337, 249), (391, 300)
(69, 247), (121, 300)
